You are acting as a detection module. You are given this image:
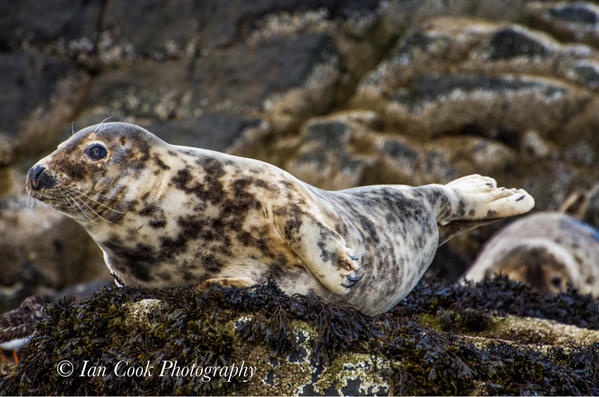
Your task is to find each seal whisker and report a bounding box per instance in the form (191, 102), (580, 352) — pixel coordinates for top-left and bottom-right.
(68, 189), (124, 214)
(62, 195), (89, 222)
(66, 193), (97, 224)
(68, 191), (113, 224)
(64, 193), (90, 222)
(61, 194), (80, 216)
(93, 116), (113, 135)
(59, 192), (83, 220)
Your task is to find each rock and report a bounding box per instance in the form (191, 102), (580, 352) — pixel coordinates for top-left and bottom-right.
(273, 111), (515, 189)
(101, 0), (201, 61)
(526, 2), (599, 48)
(125, 298), (162, 327)
(353, 18), (595, 140)
(0, 53), (90, 164)
(0, 53), (71, 137)
(147, 113), (261, 151)
(476, 315), (599, 346)
(100, 0), (382, 60)
(2, 278), (599, 394)
(190, 32), (339, 115)
(74, 59), (190, 125)
(0, 193), (108, 313)
(281, 113), (379, 189)
(0, 0), (102, 48)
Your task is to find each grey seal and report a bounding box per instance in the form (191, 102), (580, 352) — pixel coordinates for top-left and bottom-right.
(26, 122), (534, 315)
(462, 212), (599, 296)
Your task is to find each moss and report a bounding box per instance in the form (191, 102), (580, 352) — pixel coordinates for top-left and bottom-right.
(1, 277), (599, 395)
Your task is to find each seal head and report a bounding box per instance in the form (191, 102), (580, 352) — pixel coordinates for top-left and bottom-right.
(26, 122), (162, 225)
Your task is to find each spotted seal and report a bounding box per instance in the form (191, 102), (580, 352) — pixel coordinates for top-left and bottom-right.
(461, 212), (599, 296)
(26, 122), (534, 315)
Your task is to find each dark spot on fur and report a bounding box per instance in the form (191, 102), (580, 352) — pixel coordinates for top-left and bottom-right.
(172, 168), (192, 190)
(125, 200), (138, 213)
(128, 140), (151, 172)
(152, 154), (170, 170)
(139, 204), (161, 217)
(255, 179), (268, 188)
(280, 205), (303, 242)
(149, 220), (167, 228)
(238, 231), (253, 246)
(357, 214), (380, 244)
(204, 254), (224, 274)
(217, 178), (262, 232)
(316, 234), (337, 265)
(102, 237), (158, 282)
(199, 157), (225, 179)
(458, 200), (465, 217)
(268, 260), (287, 280)
(173, 158), (226, 204)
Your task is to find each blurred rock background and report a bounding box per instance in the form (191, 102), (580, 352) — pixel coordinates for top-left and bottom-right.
(1, 0), (598, 312)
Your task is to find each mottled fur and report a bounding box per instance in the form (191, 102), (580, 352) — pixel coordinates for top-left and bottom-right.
(462, 212), (599, 296)
(27, 122), (534, 315)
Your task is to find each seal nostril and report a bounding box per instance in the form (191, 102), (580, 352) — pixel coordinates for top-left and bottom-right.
(28, 165), (55, 190)
(38, 169), (56, 189)
(28, 165), (44, 190)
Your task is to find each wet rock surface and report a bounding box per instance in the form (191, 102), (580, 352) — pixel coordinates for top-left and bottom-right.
(1, 278), (599, 395)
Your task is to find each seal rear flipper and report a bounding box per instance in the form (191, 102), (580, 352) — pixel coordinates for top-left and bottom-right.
(421, 174), (535, 244)
(444, 174), (535, 222)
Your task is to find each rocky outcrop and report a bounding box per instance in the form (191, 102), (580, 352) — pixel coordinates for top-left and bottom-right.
(2, 278), (599, 394)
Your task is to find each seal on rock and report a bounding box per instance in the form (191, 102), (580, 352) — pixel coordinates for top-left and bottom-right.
(27, 122), (534, 315)
(461, 212), (599, 296)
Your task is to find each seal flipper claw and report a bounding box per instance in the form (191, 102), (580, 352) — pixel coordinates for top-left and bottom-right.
(342, 272), (364, 288)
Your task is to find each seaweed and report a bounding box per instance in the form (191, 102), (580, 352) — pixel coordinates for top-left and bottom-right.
(393, 275), (599, 330)
(1, 276), (598, 395)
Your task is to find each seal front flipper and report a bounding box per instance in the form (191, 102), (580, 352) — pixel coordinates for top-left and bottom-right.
(197, 277), (257, 289)
(274, 208), (364, 295)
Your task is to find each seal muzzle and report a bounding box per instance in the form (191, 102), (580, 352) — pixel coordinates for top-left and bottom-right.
(27, 165), (56, 190)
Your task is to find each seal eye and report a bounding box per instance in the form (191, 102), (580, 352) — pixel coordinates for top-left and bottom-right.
(85, 143), (107, 160)
(551, 276), (562, 288)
